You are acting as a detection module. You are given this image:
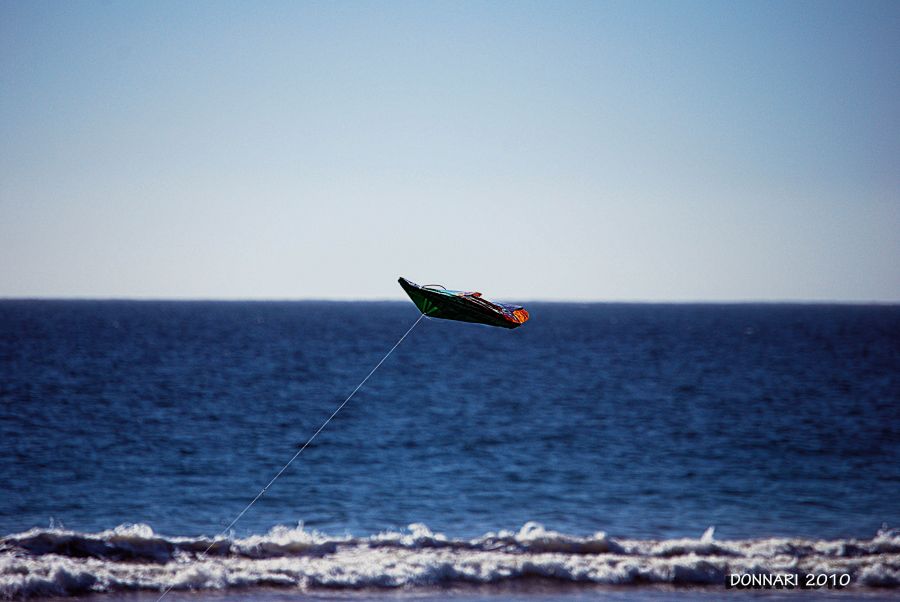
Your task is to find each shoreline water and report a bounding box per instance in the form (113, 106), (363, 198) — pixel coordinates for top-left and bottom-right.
(28, 583), (900, 602)
(2, 522), (897, 599)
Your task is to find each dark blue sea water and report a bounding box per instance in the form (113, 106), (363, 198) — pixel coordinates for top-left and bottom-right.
(1, 301), (899, 598)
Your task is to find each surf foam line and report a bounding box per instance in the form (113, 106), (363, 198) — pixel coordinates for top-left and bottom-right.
(152, 312), (425, 602)
(2, 522), (898, 599)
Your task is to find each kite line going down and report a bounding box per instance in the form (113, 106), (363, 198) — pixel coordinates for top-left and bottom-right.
(156, 277), (529, 602)
(155, 313), (425, 602)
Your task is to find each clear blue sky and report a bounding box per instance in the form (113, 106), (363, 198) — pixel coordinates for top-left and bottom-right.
(2, 0), (898, 301)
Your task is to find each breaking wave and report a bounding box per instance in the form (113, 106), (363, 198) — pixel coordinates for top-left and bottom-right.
(1, 522), (898, 598)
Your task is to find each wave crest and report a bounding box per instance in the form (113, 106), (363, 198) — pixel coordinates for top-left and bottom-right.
(2, 523), (898, 599)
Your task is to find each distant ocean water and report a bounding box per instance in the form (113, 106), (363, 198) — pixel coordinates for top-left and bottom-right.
(1, 300), (898, 600)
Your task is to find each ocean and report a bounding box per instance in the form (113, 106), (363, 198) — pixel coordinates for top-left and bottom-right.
(1, 300), (898, 600)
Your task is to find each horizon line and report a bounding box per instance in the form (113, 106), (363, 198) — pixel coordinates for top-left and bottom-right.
(1, 296), (898, 306)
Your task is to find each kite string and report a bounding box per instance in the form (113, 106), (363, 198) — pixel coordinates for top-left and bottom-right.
(155, 312), (426, 602)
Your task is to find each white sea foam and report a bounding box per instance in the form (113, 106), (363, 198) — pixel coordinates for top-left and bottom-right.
(1, 523), (898, 599)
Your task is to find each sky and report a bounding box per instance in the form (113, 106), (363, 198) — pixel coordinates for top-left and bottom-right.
(1, 0), (898, 302)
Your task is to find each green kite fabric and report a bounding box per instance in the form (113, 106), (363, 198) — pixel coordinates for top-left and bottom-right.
(398, 277), (529, 329)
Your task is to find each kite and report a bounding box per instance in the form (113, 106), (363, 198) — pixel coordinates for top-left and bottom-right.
(399, 277), (529, 329)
